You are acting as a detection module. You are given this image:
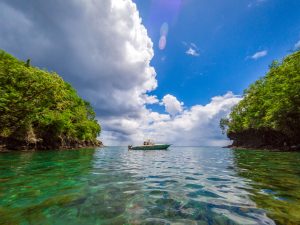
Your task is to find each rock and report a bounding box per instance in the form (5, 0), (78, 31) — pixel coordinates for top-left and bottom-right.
(0, 135), (103, 151)
(227, 128), (299, 151)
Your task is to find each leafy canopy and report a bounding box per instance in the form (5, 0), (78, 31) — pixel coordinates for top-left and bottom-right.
(0, 50), (101, 142)
(221, 50), (300, 143)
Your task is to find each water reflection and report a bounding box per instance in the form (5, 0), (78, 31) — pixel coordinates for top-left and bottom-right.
(232, 149), (300, 225)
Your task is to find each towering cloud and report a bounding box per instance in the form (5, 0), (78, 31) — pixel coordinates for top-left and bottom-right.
(0, 0), (241, 146)
(0, 0), (156, 117)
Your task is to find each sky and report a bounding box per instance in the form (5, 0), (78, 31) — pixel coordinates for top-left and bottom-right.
(134, 0), (300, 107)
(0, 0), (300, 146)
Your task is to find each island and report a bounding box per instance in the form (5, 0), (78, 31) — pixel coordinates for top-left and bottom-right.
(0, 50), (102, 151)
(220, 50), (300, 151)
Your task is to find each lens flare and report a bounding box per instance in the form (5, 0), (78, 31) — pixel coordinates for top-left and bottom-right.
(149, 0), (182, 50)
(160, 22), (169, 36)
(159, 35), (167, 50)
(159, 22), (168, 50)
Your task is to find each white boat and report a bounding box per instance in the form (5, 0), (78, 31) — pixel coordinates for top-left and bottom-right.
(128, 140), (170, 150)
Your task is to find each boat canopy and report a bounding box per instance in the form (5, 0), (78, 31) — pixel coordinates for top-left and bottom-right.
(143, 139), (154, 146)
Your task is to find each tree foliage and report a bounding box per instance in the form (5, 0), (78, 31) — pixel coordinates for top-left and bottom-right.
(0, 50), (101, 145)
(221, 50), (300, 145)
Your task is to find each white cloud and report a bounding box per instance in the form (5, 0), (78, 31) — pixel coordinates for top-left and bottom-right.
(151, 92), (241, 146)
(103, 92), (242, 146)
(0, 0), (242, 146)
(251, 50), (268, 59)
(248, 0), (267, 8)
(142, 95), (159, 105)
(0, 0), (157, 118)
(186, 47), (200, 56)
(161, 94), (184, 116)
(184, 42), (200, 57)
(294, 40), (300, 50)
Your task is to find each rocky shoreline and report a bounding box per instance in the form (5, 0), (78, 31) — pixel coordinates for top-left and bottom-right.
(0, 136), (103, 152)
(225, 128), (300, 151)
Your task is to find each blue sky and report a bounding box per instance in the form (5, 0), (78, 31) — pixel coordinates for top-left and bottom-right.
(134, 0), (300, 109)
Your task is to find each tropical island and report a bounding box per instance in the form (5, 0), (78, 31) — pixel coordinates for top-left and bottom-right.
(0, 50), (102, 151)
(220, 50), (300, 151)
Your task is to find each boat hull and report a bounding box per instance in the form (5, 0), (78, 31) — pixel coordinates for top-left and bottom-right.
(130, 144), (170, 150)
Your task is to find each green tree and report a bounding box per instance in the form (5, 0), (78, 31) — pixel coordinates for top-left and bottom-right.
(0, 50), (101, 149)
(221, 50), (300, 147)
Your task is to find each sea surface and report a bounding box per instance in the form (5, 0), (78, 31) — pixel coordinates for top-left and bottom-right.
(0, 147), (300, 225)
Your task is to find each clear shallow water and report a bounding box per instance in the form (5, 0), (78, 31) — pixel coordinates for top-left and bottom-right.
(0, 147), (299, 225)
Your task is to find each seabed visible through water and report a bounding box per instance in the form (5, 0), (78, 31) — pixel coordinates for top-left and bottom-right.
(1, 146), (300, 225)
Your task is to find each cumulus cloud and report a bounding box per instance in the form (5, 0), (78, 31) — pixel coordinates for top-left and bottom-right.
(161, 94), (184, 116)
(0, 0), (156, 118)
(251, 50), (268, 60)
(0, 0), (241, 146)
(150, 92), (241, 146)
(104, 92), (241, 146)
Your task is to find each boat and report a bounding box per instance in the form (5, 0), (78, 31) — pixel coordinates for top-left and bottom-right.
(128, 140), (170, 150)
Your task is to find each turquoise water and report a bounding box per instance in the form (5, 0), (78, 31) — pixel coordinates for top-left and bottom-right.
(0, 147), (300, 225)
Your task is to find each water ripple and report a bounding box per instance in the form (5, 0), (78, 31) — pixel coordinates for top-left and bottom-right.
(1, 146), (298, 224)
